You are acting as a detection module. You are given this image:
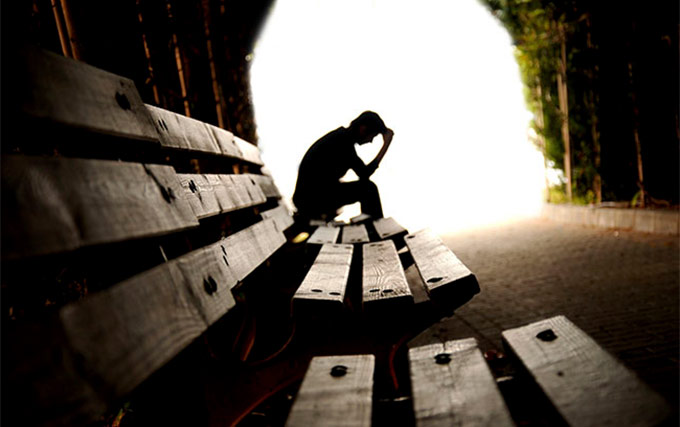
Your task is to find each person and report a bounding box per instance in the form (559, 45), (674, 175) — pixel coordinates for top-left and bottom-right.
(292, 111), (394, 221)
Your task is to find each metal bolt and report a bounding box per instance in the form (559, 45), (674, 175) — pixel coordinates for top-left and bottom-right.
(330, 365), (348, 377)
(536, 329), (557, 342)
(435, 353), (452, 364)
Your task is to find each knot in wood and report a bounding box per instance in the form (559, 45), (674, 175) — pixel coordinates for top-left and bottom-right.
(203, 276), (218, 295)
(115, 92), (131, 110)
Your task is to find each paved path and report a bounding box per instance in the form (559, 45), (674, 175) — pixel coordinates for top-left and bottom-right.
(411, 217), (679, 415)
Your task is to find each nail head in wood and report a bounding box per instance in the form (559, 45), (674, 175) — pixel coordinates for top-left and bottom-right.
(435, 353), (452, 364)
(536, 329), (557, 342)
(330, 365), (348, 377)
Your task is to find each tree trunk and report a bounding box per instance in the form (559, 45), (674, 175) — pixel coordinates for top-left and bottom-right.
(535, 75), (551, 201)
(201, 0), (225, 128)
(166, 1), (191, 117)
(629, 61), (645, 207)
(556, 22), (572, 202)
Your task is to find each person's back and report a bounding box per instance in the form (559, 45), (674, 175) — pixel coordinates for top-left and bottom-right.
(292, 111), (394, 221)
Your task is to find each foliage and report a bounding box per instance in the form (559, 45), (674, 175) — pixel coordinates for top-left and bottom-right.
(479, 0), (679, 205)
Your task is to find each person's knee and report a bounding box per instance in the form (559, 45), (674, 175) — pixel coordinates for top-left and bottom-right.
(361, 180), (379, 194)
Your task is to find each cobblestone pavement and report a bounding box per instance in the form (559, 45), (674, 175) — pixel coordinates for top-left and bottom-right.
(411, 217), (679, 416)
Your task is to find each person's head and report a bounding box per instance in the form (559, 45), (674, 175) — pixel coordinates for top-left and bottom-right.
(349, 111), (386, 144)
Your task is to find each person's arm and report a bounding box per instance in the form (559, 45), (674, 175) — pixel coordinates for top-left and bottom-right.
(363, 128), (394, 174)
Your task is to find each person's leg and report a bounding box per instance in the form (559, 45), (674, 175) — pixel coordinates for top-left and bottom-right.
(335, 180), (384, 218)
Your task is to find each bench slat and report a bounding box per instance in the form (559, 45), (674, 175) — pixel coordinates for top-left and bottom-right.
(308, 226), (340, 245)
(405, 229), (479, 301)
(409, 338), (514, 427)
(206, 123), (244, 159)
(146, 104), (221, 154)
(57, 241), (237, 402)
(222, 174), (267, 211)
(341, 224), (370, 244)
(373, 217), (408, 240)
(293, 244), (353, 308)
(177, 174), (221, 219)
(220, 218), (285, 282)
(261, 204), (294, 232)
(17, 46), (159, 141)
(362, 240), (413, 309)
(248, 173), (281, 199)
(1, 155), (198, 259)
(234, 135), (264, 166)
(286, 355), (374, 427)
(502, 315), (670, 426)
(177, 173), (267, 219)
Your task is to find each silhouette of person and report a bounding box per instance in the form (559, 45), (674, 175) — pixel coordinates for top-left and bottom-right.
(292, 111), (394, 221)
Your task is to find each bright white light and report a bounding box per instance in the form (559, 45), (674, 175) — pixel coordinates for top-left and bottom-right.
(251, 0), (545, 234)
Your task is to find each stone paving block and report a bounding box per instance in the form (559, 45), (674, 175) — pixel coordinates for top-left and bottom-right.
(411, 218), (679, 420)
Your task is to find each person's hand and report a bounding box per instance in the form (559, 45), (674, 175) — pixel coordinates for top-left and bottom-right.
(382, 128), (394, 145)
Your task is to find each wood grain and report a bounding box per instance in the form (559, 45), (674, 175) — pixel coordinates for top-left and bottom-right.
(59, 242), (237, 400)
(308, 226), (341, 245)
(220, 174), (267, 212)
(219, 218), (286, 281)
(234, 135), (264, 166)
(177, 173), (221, 219)
(293, 244), (353, 307)
(17, 46), (159, 141)
(341, 224), (370, 244)
(1, 155), (198, 259)
(247, 173), (282, 199)
(405, 229), (479, 302)
(362, 240), (413, 309)
(408, 338), (514, 427)
(261, 204), (294, 232)
(373, 217), (408, 240)
(206, 123), (243, 159)
(286, 355), (374, 427)
(146, 104), (221, 154)
(502, 315), (670, 426)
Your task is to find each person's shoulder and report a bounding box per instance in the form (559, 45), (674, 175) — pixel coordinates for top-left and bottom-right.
(319, 126), (347, 142)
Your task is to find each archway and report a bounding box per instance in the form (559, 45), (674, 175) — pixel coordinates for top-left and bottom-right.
(251, 0), (544, 233)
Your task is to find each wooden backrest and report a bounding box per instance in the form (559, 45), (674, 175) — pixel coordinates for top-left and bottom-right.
(2, 47), (292, 426)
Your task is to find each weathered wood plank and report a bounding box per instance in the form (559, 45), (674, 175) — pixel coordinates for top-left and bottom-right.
(405, 229), (479, 302)
(146, 104), (221, 154)
(206, 123), (244, 159)
(58, 242), (237, 402)
(362, 240), (413, 309)
(248, 173), (282, 199)
(308, 226), (341, 245)
(373, 217), (408, 240)
(1, 155), (198, 259)
(502, 315), (670, 427)
(286, 355), (375, 427)
(234, 135), (264, 166)
(17, 46), (159, 141)
(177, 174), (221, 219)
(341, 224), (370, 244)
(261, 204), (294, 232)
(409, 338), (514, 427)
(293, 244), (353, 308)
(220, 174), (267, 212)
(350, 213), (372, 224)
(219, 218), (286, 282)
(404, 264), (430, 305)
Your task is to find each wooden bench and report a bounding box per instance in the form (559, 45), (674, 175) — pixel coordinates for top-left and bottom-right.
(3, 46), (481, 426)
(2, 46), (297, 426)
(285, 315), (671, 426)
